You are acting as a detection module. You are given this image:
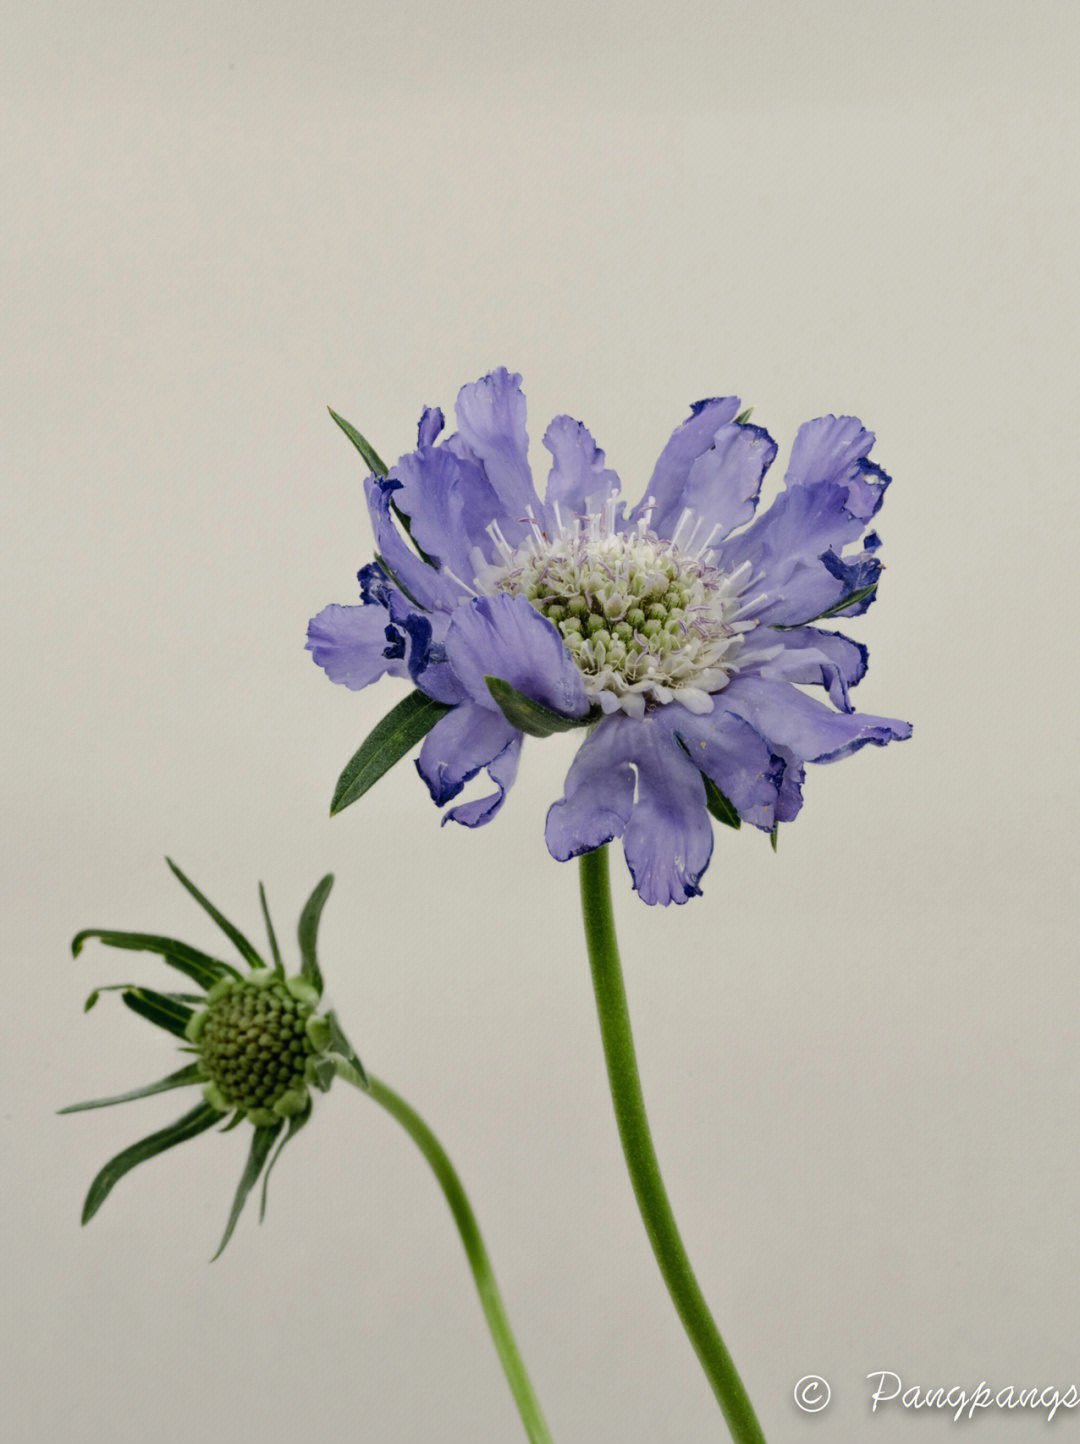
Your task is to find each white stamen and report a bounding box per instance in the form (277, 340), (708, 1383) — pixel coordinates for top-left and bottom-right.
(441, 567), (479, 597)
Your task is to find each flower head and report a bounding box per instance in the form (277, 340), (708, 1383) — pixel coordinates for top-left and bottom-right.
(64, 861), (365, 1257)
(309, 371), (911, 905)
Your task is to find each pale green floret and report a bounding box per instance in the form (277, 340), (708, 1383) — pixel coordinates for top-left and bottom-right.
(188, 973), (331, 1120)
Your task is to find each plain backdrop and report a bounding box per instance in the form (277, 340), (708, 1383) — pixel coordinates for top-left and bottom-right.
(4, 3), (1079, 1440)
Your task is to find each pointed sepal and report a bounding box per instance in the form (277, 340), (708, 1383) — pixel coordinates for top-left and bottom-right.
(59, 1062), (203, 1114)
(327, 407), (388, 477)
(121, 987), (196, 1038)
(779, 581), (879, 629)
(485, 677), (594, 738)
(259, 1100), (314, 1222)
(701, 774), (741, 830)
(325, 1011), (368, 1089)
(212, 1121), (283, 1260)
(71, 929), (240, 990)
(258, 884), (284, 975)
(297, 875), (333, 996)
(82, 1102), (221, 1224)
(165, 859), (265, 972)
(674, 736), (741, 830)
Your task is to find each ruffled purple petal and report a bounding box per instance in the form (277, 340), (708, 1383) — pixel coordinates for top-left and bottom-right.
(306, 603), (405, 690)
(454, 368), (542, 524)
(545, 720), (637, 861)
(785, 414), (885, 505)
(774, 753), (805, 822)
(669, 705), (785, 832)
(546, 711), (713, 904)
(541, 415), (622, 525)
(619, 713), (714, 906)
(719, 416), (889, 626)
(365, 477), (470, 614)
(417, 405), (445, 448)
(416, 701), (517, 804)
(819, 533), (882, 618)
(629, 397), (740, 535)
(445, 594), (591, 719)
(444, 732), (522, 827)
(751, 625), (868, 711)
(720, 675), (911, 764)
(388, 445), (502, 586)
(644, 419), (776, 545)
(677, 420), (777, 544)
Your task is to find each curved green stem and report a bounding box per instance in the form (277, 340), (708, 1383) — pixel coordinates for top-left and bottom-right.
(579, 846), (766, 1444)
(344, 1070), (554, 1444)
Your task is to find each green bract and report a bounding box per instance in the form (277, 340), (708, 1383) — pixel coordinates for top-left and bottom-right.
(63, 862), (367, 1258)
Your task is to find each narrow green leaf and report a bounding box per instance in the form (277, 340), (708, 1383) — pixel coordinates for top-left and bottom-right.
(121, 987), (195, 1039)
(82, 1103), (221, 1224)
(212, 1122), (283, 1260)
(259, 1101), (313, 1222)
(330, 689), (453, 816)
(72, 929), (239, 989)
(165, 860), (265, 971)
(778, 582), (879, 629)
(59, 1063), (203, 1114)
(258, 884), (284, 975)
(485, 677), (593, 738)
(770, 825), (779, 853)
(325, 1010), (368, 1088)
(328, 407), (388, 477)
(297, 875), (333, 995)
(84, 990), (100, 1012)
(734, 407), (754, 425)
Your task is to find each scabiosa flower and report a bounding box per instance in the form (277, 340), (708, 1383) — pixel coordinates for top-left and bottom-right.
(63, 861), (364, 1257)
(308, 370), (910, 905)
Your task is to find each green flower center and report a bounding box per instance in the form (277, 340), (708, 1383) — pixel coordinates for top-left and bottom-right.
(196, 978), (317, 1114)
(480, 505), (761, 718)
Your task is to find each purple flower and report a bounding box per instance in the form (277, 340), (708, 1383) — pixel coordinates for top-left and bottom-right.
(308, 370), (910, 905)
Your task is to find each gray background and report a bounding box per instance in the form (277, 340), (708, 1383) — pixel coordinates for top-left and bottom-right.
(4, 2), (1079, 1440)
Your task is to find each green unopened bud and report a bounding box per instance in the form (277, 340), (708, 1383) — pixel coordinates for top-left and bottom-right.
(192, 973), (322, 1119)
